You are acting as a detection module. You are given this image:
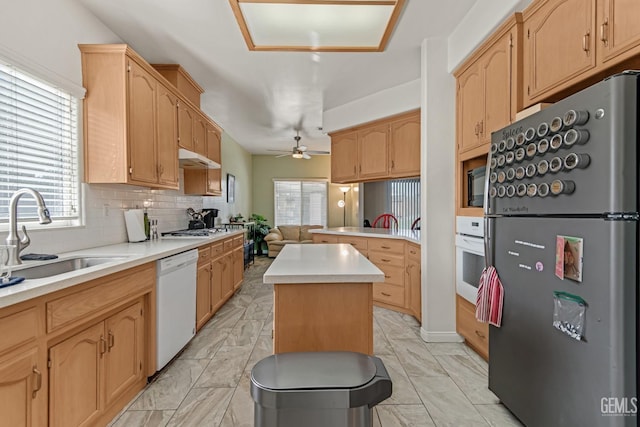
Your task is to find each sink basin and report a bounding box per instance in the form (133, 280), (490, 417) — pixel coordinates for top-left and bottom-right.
(15, 256), (129, 279)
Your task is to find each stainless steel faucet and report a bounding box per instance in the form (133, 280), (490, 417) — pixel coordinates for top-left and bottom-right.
(5, 188), (52, 266)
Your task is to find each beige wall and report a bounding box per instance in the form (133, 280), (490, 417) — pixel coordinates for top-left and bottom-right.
(203, 132), (253, 225)
(251, 155), (352, 228)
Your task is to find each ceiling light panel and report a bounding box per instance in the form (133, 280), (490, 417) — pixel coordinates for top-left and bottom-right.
(229, 0), (405, 52)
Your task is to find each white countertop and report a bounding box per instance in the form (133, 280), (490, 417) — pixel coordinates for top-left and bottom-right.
(0, 230), (244, 309)
(263, 244), (384, 284)
(310, 227), (420, 244)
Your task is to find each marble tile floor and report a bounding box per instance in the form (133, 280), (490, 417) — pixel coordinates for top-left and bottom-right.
(109, 257), (523, 427)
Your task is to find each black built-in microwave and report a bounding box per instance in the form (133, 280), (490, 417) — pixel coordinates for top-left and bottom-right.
(467, 166), (486, 207)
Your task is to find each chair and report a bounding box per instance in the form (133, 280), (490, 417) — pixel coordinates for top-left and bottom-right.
(411, 217), (421, 231)
(372, 213), (398, 229)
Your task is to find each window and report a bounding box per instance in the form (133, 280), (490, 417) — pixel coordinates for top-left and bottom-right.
(274, 180), (327, 226)
(390, 178), (420, 230)
(0, 61), (79, 225)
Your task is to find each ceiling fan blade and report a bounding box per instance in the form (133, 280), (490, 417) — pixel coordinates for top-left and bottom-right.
(302, 153), (311, 160)
(267, 149), (292, 153)
(306, 150), (330, 154)
(298, 145), (307, 152)
(274, 153), (290, 158)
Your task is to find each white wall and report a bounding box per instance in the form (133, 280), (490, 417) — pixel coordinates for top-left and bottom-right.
(420, 38), (460, 342)
(322, 79), (421, 133)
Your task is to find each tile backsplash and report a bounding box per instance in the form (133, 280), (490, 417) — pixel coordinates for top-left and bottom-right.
(24, 170), (226, 255)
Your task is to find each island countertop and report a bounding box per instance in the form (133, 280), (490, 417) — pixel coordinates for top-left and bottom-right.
(310, 227), (420, 244)
(263, 243), (384, 284)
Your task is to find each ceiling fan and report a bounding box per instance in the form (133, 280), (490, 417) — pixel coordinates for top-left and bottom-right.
(268, 131), (330, 160)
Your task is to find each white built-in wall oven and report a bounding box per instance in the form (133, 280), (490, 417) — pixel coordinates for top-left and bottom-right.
(455, 216), (485, 304)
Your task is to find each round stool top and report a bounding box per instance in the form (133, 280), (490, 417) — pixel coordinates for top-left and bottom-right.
(251, 351), (377, 391)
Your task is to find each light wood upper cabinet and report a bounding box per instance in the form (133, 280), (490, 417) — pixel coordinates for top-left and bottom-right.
(193, 113), (207, 157)
(597, 0), (640, 65)
(389, 113), (420, 178)
(358, 124), (389, 179)
(156, 84), (179, 188)
(184, 122), (222, 196)
(331, 131), (359, 183)
(80, 45), (180, 189)
(455, 15), (522, 155)
(177, 101), (195, 151)
(330, 110), (420, 184)
(0, 347), (45, 427)
(523, 0), (597, 104)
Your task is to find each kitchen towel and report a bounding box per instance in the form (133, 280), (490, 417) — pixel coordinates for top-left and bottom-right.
(20, 253), (58, 261)
(476, 266), (504, 327)
(0, 276), (25, 288)
(124, 209), (147, 243)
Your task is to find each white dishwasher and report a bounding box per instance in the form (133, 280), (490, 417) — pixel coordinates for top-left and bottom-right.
(156, 249), (198, 370)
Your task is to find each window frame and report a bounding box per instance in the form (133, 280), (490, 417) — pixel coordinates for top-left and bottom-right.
(273, 178), (328, 227)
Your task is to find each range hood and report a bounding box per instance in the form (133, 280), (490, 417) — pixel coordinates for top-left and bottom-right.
(178, 148), (221, 170)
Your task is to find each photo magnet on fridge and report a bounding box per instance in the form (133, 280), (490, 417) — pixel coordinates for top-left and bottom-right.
(555, 235), (583, 282)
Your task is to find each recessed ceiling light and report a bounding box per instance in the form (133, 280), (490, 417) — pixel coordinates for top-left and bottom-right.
(228, 0), (406, 52)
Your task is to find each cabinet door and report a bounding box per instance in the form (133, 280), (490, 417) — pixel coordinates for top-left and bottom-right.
(482, 32), (512, 144)
(49, 322), (104, 427)
(331, 131), (358, 182)
(156, 84), (179, 188)
(206, 124), (221, 163)
(211, 257), (224, 312)
(0, 347), (44, 427)
(193, 114), (207, 157)
(177, 101), (194, 151)
(233, 246), (244, 290)
(457, 62), (484, 154)
(524, 0), (597, 103)
(407, 259), (421, 321)
(220, 253), (234, 301)
(196, 261), (212, 330)
(358, 124), (389, 179)
(127, 60), (157, 185)
(389, 113), (420, 178)
(597, 0), (640, 65)
(104, 302), (144, 407)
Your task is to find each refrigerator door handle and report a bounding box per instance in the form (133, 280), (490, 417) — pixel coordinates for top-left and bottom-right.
(484, 148), (493, 268)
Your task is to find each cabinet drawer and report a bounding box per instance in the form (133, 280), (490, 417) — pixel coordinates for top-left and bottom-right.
(312, 234), (338, 244)
(368, 238), (404, 254)
(223, 239), (233, 252)
(0, 307), (39, 354)
(376, 264), (405, 287)
(368, 251), (404, 268)
(406, 243), (420, 261)
(373, 283), (405, 307)
(210, 242), (224, 257)
(233, 236), (243, 248)
(337, 236), (368, 251)
(198, 246), (211, 264)
(46, 263), (154, 333)
(456, 295), (488, 358)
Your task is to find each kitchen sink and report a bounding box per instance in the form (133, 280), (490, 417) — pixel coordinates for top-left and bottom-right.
(15, 256), (130, 279)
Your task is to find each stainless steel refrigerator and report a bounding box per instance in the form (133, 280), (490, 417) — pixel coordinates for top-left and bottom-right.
(485, 72), (638, 427)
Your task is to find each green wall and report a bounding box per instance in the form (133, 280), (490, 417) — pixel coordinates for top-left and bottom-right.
(251, 155), (351, 228)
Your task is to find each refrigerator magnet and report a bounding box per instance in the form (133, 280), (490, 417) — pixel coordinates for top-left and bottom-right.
(555, 235), (583, 282)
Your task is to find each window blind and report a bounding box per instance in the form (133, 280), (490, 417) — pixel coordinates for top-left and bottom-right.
(390, 178), (420, 229)
(0, 62), (79, 223)
(274, 180), (327, 226)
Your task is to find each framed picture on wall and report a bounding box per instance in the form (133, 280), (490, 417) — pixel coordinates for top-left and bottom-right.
(227, 173), (235, 203)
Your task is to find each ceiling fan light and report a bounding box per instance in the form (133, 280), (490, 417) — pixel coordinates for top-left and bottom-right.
(292, 152), (304, 159)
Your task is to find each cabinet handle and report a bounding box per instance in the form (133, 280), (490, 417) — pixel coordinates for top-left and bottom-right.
(32, 367), (42, 398)
(475, 330), (486, 339)
(600, 18), (608, 45)
(353, 165), (356, 174)
(381, 292), (391, 297)
(381, 258), (391, 262)
(108, 330), (115, 350)
(479, 120), (484, 135)
(384, 275), (391, 279)
(100, 336), (107, 356)
(474, 122), (479, 136)
(381, 246), (391, 249)
(391, 160), (395, 170)
(582, 30), (590, 53)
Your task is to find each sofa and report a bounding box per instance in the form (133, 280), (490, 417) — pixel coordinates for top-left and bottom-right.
(264, 225), (324, 257)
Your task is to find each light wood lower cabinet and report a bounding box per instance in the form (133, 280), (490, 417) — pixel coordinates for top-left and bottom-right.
(0, 346), (45, 427)
(312, 234), (339, 244)
(456, 295), (489, 360)
(49, 300), (144, 427)
(406, 243), (421, 322)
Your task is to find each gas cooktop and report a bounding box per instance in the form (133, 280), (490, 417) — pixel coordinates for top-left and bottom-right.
(161, 228), (227, 239)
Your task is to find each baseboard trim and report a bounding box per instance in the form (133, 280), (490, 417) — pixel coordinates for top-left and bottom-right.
(420, 329), (464, 343)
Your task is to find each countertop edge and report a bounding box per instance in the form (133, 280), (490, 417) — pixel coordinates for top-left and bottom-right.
(0, 230), (245, 309)
(310, 227), (420, 244)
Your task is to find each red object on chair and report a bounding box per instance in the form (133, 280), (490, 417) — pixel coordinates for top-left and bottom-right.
(411, 217), (421, 230)
(372, 213), (398, 229)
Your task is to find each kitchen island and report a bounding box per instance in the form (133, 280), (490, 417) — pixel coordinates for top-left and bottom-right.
(263, 243), (384, 355)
